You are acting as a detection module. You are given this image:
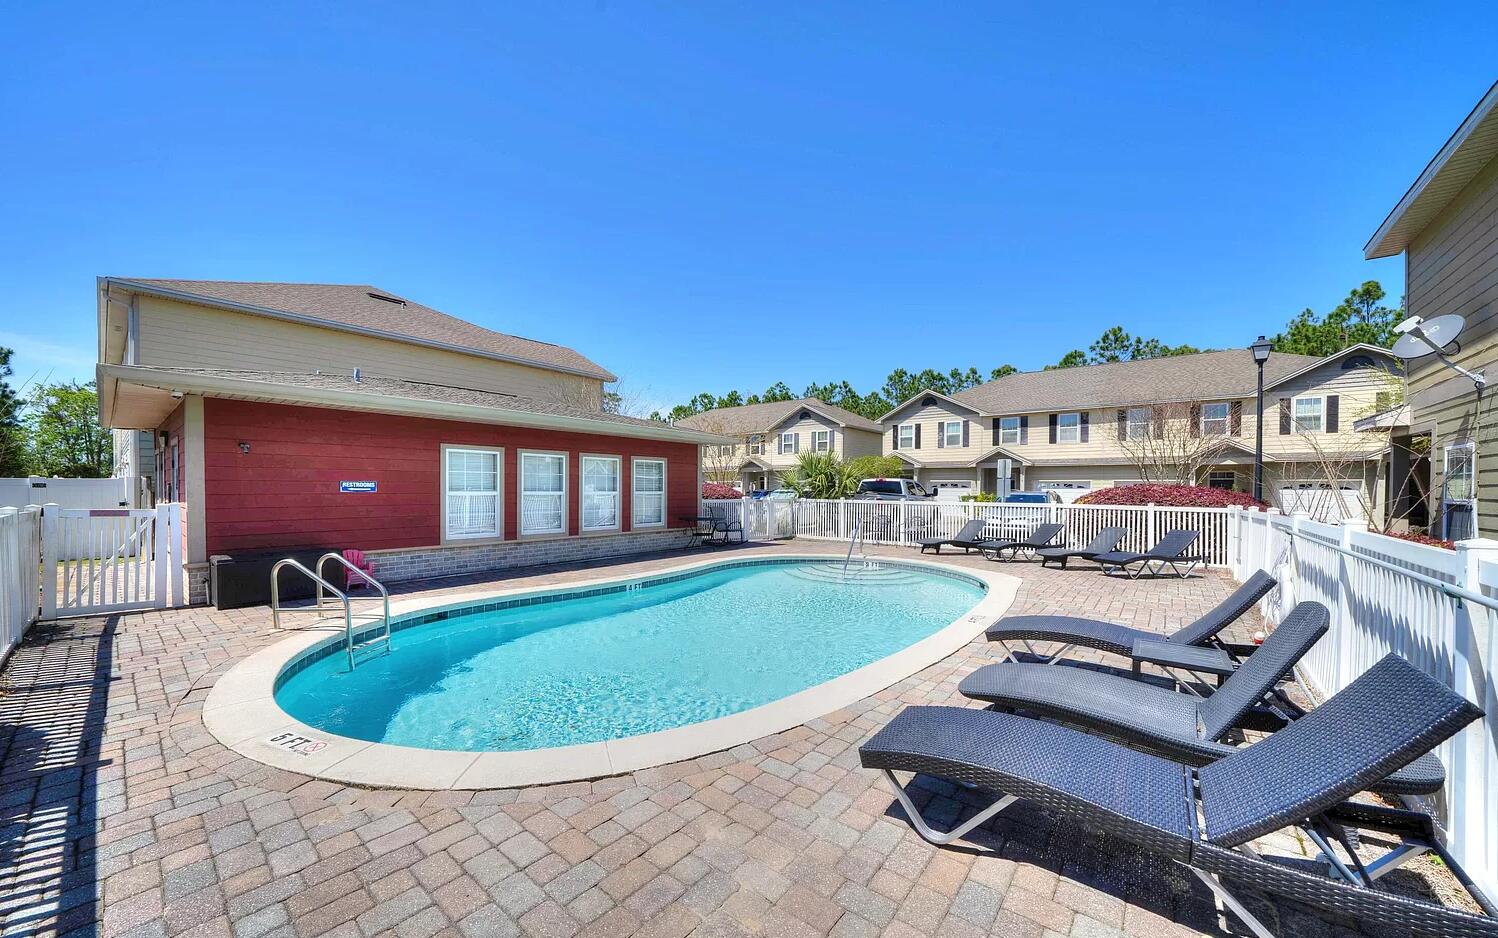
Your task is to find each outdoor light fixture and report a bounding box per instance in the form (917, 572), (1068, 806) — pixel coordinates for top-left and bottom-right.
(1249, 336), (1272, 502)
(238, 441), (251, 455)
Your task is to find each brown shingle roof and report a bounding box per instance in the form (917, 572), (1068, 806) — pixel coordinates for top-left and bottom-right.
(953, 349), (1325, 415)
(674, 397), (883, 434)
(115, 279), (616, 381)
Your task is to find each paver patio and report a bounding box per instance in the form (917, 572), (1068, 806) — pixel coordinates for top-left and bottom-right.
(0, 540), (1446, 937)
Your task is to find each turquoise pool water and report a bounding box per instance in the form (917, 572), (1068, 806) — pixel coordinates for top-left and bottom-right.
(274, 560), (984, 752)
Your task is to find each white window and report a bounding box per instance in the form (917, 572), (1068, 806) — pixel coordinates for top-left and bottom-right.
(1201, 402), (1231, 436)
(897, 424), (916, 448)
(1126, 407), (1150, 441)
(998, 416), (1020, 445)
(1294, 396), (1324, 433)
(813, 429), (831, 452)
(940, 421), (963, 447)
(519, 451), (567, 536)
(444, 446), (502, 540)
(1056, 412), (1081, 444)
(1445, 441), (1476, 502)
(580, 455), (621, 532)
(748, 434), (764, 456)
(632, 458), (666, 527)
(778, 432), (797, 455)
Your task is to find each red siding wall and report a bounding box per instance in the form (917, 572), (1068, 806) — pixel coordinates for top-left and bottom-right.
(201, 399), (699, 554)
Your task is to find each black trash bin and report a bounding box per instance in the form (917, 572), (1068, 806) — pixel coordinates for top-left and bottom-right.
(211, 546), (343, 609)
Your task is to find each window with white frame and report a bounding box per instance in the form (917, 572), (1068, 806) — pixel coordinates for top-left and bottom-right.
(897, 423), (916, 448)
(778, 432), (797, 455)
(998, 416), (1020, 445)
(444, 447), (501, 540)
(1126, 407), (1150, 441)
(1056, 412), (1081, 443)
(632, 458), (666, 527)
(1201, 402), (1231, 436)
(748, 434), (764, 456)
(813, 429), (831, 452)
(519, 452), (566, 535)
(1445, 441), (1476, 502)
(940, 421), (963, 447)
(1294, 396), (1324, 433)
(580, 455), (621, 531)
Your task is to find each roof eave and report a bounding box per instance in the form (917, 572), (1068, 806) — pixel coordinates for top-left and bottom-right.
(101, 278), (618, 382)
(98, 364), (726, 444)
(1261, 344), (1398, 392)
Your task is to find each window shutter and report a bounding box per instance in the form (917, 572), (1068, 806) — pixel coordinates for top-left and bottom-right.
(1229, 400), (1242, 435)
(1279, 399), (1291, 435)
(891, 427), (899, 450)
(914, 424), (922, 448)
(1079, 412), (1089, 443)
(1189, 403), (1201, 438)
(1116, 409), (1127, 442)
(1154, 409), (1165, 439)
(1326, 395), (1339, 433)
(1048, 414), (1058, 444)
(936, 423), (945, 448)
(793, 433), (800, 453)
(1019, 416), (1029, 445)
(962, 420), (970, 447)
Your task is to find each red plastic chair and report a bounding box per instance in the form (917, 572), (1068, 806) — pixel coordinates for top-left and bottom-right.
(343, 549), (375, 589)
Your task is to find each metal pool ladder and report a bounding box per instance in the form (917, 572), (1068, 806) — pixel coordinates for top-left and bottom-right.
(270, 554), (392, 670)
(842, 520), (866, 574)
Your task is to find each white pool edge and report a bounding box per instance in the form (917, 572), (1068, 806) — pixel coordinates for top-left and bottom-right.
(201, 552), (1019, 790)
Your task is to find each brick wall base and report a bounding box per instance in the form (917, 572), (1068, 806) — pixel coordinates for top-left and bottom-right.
(367, 529), (692, 585)
(188, 566), (211, 606)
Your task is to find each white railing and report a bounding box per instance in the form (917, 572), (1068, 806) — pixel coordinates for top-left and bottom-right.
(0, 505), (42, 664)
(1229, 508), (1498, 903)
(41, 503), (186, 618)
(747, 498), (1234, 566)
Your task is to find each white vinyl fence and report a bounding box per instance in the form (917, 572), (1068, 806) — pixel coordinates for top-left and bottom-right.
(0, 476), (130, 511)
(706, 497), (1234, 566)
(0, 506), (42, 664)
(1229, 508), (1498, 904)
(42, 503), (186, 618)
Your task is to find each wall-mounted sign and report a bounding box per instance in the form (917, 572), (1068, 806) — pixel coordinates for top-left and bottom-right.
(339, 481), (378, 494)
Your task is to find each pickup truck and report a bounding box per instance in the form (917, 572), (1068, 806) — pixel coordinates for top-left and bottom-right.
(853, 479), (932, 501)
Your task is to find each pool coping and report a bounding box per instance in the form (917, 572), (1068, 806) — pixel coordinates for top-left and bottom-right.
(201, 552), (1020, 790)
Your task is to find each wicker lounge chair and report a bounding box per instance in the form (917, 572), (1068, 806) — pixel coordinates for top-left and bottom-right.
(861, 654), (1494, 938)
(1034, 526), (1126, 569)
(1093, 529), (1204, 578)
(917, 519), (988, 555)
(985, 569), (1276, 665)
(963, 601), (1444, 797)
(977, 522), (1065, 562)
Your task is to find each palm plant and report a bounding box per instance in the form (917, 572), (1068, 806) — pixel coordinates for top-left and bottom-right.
(779, 450), (858, 499)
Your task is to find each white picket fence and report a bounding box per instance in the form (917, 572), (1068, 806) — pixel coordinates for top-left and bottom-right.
(707, 497), (1234, 565)
(41, 503), (186, 618)
(1229, 508), (1498, 904)
(0, 506), (42, 664)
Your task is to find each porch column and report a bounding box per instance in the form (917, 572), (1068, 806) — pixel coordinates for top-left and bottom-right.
(183, 394), (207, 566)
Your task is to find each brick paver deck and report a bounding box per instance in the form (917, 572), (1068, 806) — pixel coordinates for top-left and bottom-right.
(0, 542), (1412, 937)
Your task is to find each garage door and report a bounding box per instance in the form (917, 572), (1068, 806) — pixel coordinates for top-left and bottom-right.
(1277, 481), (1364, 523)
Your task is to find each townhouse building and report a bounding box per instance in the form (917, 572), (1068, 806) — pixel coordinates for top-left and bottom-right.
(675, 398), (884, 492)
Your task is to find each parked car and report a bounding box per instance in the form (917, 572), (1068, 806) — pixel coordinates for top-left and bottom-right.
(1004, 490), (1061, 504)
(854, 479), (932, 500)
(749, 487), (799, 500)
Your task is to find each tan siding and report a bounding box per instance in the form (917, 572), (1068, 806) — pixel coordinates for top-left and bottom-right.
(881, 402), (987, 462)
(838, 427), (884, 459)
(135, 296), (603, 406)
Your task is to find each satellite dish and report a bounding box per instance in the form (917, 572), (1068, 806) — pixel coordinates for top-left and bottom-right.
(1392, 313), (1466, 360)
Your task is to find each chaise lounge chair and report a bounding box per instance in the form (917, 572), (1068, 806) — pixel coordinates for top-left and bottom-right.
(985, 569), (1276, 665)
(860, 654), (1494, 938)
(962, 601), (1444, 797)
(1094, 529), (1204, 578)
(917, 518), (989, 555)
(1033, 526), (1126, 569)
(977, 522), (1065, 562)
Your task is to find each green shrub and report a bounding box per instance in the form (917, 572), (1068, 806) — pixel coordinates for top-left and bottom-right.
(779, 451), (859, 499)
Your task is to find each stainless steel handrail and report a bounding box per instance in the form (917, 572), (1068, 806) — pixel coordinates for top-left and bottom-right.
(843, 520), (865, 574)
(316, 552), (391, 637)
(270, 558), (357, 670)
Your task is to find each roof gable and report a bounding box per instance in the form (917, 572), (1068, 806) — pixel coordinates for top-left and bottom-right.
(878, 389), (981, 424)
(676, 397), (881, 434)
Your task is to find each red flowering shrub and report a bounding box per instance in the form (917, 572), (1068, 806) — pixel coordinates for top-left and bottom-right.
(701, 482), (743, 500)
(1076, 484), (1268, 510)
(1386, 531), (1456, 550)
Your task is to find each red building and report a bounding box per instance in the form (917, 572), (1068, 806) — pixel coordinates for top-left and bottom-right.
(97, 279), (723, 602)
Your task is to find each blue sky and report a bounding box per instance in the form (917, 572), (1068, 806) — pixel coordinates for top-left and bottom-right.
(2, 4), (1494, 414)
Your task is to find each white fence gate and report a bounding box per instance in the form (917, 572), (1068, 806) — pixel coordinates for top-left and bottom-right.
(1229, 508), (1498, 905)
(41, 502), (185, 618)
(0, 506), (42, 664)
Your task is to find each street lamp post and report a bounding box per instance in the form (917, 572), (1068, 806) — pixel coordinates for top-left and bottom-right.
(1250, 335), (1273, 503)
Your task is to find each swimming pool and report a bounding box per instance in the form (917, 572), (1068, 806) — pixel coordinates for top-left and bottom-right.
(275, 559), (985, 753)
